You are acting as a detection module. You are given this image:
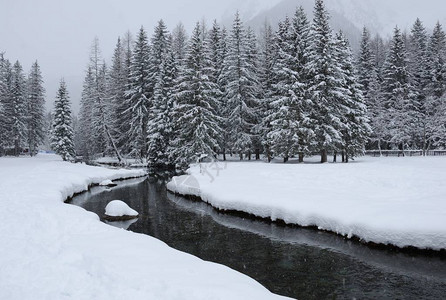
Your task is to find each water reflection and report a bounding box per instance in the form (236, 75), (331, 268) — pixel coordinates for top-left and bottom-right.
(71, 178), (446, 300)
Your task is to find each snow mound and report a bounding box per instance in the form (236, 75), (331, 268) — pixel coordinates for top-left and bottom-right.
(167, 175), (201, 196)
(99, 179), (117, 187)
(105, 200), (138, 218)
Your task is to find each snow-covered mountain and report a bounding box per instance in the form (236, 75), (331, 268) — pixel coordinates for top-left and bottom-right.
(227, 0), (446, 49)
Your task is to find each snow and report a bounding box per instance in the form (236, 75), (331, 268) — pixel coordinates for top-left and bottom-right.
(99, 179), (114, 186)
(105, 200), (138, 217)
(167, 156), (446, 251)
(0, 154), (288, 300)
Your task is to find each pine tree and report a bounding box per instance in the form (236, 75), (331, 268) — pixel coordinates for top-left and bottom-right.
(146, 21), (175, 169)
(78, 66), (95, 159)
(117, 31), (133, 154)
(267, 17), (300, 162)
(306, 0), (343, 163)
(426, 22), (446, 98)
(170, 23), (222, 168)
(109, 37), (127, 150)
(334, 31), (370, 161)
(9, 61), (27, 156)
(357, 27), (384, 152)
(221, 12), (260, 160)
(0, 54), (9, 155)
(26, 61), (46, 156)
(51, 79), (75, 161)
(381, 26), (417, 152)
(408, 19), (431, 153)
(125, 27), (151, 159)
(257, 22), (276, 161)
(89, 38), (108, 156)
(172, 23), (188, 67)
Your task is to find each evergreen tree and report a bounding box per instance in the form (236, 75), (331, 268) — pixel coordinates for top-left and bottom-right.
(334, 32), (370, 161)
(257, 22), (276, 161)
(9, 61), (27, 156)
(426, 22), (446, 98)
(51, 79), (75, 161)
(267, 17), (300, 162)
(125, 27), (151, 159)
(77, 66), (95, 159)
(118, 31), (133, 154)
(306, 0), (343, 163)
(171, 23), (222, 168)
(146, 21), (175, 169)
(408, 19), (431, 153)
(0, 54), (9, 155)
(357, 27), (384, 152)
(221, 12), (260, 160)
(26, 61), (46, 156)
(109, 37), (128, 150)
(172, 22), (188, 67)
(381, 26), (417, 151)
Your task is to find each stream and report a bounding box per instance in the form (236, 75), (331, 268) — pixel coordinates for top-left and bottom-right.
(71, 177), (446, 299)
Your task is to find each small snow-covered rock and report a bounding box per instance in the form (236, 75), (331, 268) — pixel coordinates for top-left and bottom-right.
(104, 200), (138, 221)
(99, 179), (117, 187)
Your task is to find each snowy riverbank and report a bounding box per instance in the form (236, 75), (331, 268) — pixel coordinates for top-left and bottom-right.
(167, 156), (446, 251)
(0, 154), (288, 300)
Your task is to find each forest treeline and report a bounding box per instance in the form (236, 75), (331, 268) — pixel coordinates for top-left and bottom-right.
(1, 0), (445, 167)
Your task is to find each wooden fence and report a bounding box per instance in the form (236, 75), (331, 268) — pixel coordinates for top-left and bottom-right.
(365, 150), (446, 157)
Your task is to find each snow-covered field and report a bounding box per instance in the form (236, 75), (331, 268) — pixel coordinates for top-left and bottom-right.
(167, 156), (446, 250)
(0, 154), (288, 300)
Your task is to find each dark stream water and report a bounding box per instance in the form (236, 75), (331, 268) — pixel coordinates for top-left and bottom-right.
(71, 178), (446, 299)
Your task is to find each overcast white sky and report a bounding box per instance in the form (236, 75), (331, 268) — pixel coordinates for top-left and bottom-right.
(0, 0), (279, 113)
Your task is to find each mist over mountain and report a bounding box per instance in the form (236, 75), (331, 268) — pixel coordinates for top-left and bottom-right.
(230, 0), (446, 50)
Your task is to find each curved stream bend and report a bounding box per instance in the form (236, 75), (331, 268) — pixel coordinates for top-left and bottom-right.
(71, 178), (446, 300)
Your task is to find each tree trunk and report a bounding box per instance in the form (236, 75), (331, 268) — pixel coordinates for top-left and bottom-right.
(239, 153), (243, 160)
(248, 150), (251, 161)
(284, 156), (288, 163)
(321, 149), (327, 163)
(341, 151), (345, 163)
(298, 152), (304, 163)
(333, 151), (337, 163)
(223, 148), (226, 161)
(346, 152), (349, 163)
(104, 123), (123, 164)
(255, 149), (260, 160)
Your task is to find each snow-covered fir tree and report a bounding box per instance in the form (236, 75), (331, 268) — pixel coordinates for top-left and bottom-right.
(77, 66), (95, 159)
(170, 23), (222, 168)
(408, 19), (431, 153)
(146, 21), (176, 169)
(172, 22), (188, 67)
(425, 22), (446, 148)
(266, 17), (302, 163)
(426, 22), (446, 98)
(89, 39), (109, 156)
(381, 26), (417, 152)
(306, 0), (344, 163)
(334, 31), (370, 161)
(9, 61), (27, 156)
(26, 61), (46, 156)
(125, 27), (151, 159)
(108, 37), (128, 153)
(0, 54), (9, 155)
(257, 22), (276, 161)
(51, 79), (75, 161)
(220, 12), (260, 160)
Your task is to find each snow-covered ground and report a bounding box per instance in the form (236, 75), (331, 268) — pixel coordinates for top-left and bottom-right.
(0, 154), (288, 300)
(167, 156), (446, 250)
